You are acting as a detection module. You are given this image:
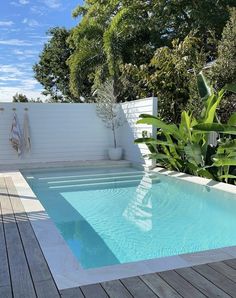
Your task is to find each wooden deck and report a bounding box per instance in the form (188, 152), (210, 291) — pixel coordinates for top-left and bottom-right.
(1, 175), (236, 298)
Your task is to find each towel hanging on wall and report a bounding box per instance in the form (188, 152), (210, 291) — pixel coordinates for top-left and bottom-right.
(23, 111), (31, 152)
(10, 112), (22, 156)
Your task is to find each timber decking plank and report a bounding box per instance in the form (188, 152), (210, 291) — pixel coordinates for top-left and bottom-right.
(224, 259), (236, 270)
(158, 270), (206, 298)
(176, 267), (231, 298)
(0, 200), (11, 289)
(0, 285), (12, 298)
(1, 177), (36, 298)
(5, 178), (53, 281)
(208, 261), (236, 282)
(60, 287), (84, 298)
(101, 279), (133, 298)
(140, 273), (181, 298)
(34, 279), (60, 298)
(120, 276), (158, 298)
(80, 283), (109, 298)
(5, 177), (60, 298)
(193, 264), (236, 297)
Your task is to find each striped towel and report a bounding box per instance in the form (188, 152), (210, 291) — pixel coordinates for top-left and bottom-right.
(10, 112), (22, 156)
(23, 112), (31, 152)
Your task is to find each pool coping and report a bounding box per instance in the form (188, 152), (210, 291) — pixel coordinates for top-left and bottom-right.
(3, 166), (236, 290)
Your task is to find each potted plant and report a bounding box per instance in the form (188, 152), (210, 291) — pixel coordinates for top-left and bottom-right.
(95, 80), (124, 160)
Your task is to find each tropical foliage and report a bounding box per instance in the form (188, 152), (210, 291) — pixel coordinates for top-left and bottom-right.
(209, 7), (236, 122)
(135, 74), (236, 184)
(34, 1), (235, 121)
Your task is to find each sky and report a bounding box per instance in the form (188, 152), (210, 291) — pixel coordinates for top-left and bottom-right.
(0, 0), (83, 102)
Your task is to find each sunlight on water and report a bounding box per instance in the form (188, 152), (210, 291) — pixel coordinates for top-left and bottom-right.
(23, 167), (236, 269)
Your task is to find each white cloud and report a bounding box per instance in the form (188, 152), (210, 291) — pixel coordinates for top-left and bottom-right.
(0, 77), (20, 82)
(0, 21), (14, 26)
(0, 87), (47, 102)
(19, 0), (29, 4)
(0, 64), (35, 83)
(11, 0), (29, 6)
(13, 49), (38, 55)
(42, 0), (61, 9)
(12, 49), (38, 61)
(22, 18), (39, 27)
(30, 6), (46, 16)
(0, 39), (33, 46)
(0, 64), (24, 76)
(0, 64), (46, 102)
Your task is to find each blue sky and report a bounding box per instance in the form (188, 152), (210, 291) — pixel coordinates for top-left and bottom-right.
(0, 0), (83, 102)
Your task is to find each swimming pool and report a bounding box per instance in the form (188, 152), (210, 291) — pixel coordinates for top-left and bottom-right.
(23, 166), (236, 270)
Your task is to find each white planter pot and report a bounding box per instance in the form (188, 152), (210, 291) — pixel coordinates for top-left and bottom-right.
(108, 147), (123, 161)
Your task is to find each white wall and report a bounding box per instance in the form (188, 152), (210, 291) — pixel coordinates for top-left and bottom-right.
(0, 98), (157, 167)
(0, 103), (112, 165)
(119, 98), (157, 166)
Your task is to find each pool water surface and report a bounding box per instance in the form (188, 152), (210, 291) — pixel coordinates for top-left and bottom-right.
(23, 166), (236, 269)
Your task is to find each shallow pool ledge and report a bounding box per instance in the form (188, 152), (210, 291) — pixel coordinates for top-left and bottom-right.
(152, 167), (236, 195)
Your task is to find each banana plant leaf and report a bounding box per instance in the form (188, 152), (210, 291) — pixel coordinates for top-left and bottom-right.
(213, 157), (236, 167)
(193, 123), (236, 135)
(184, 143), (203, 166)
(144, 153), (175, 160)
(186, 162), (214, 179)
(134, 137), (174, 147)
(137, 115), (181, 138)
(224, 84), (236, 94)
(179, 111), (192, 140)
(228, 113), (236, 125)
(197, 72), (212, 99)
(219, 140), (236, 149)
(203, 93), (224, 124)
(219, 175), (236, 179)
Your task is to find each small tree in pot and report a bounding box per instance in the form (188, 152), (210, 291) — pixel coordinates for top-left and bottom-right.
(95, 80), (124, 160)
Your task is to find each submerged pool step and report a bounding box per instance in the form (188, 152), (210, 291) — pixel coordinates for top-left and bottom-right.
(36, 170), (145, 181)
(47, 173), (145, 185)
(48, 176), (160, 190)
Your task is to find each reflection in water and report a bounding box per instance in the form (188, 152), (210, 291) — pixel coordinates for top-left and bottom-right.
(56, 218), (120, 269)
(123, 174), (158, 232)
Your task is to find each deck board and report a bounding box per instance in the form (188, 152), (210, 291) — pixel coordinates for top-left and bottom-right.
(60, 287), (84, 298)
(101, 280), (133, 298)
(193, 264), (236, 297)
(120, 276), (158, 298)
(1, 177), (37, 298)
(140, 273), (182, 298)
(224, 258), (236, 270)
(158, 270), (206, 298)
(209, 261), (236, 282)
(4, 177), (60, 298)
(0, 189), (12, 298)
(1, 172), (236, 298)
(0, 285), (12, 298)
(176, 266), (231, 298)
(0, 198), (11, 292)
(80, 283), (109, 298)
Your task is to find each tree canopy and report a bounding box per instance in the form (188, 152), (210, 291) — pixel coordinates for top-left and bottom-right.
(33, 27), (77, 102)
(12, 93), (29, 102)
(33, 0), (236, 121)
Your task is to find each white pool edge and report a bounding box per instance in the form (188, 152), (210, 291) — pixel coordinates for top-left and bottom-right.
(4, 167), (236, 290)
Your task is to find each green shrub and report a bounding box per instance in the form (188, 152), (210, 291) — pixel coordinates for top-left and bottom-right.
(135, 73), (236, 184)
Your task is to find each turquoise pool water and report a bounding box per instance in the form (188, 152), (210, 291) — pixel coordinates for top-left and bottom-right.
(23, 167), (236, 269)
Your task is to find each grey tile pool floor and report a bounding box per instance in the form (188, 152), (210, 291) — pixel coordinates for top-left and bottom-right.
(2, 174), (236, 298)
